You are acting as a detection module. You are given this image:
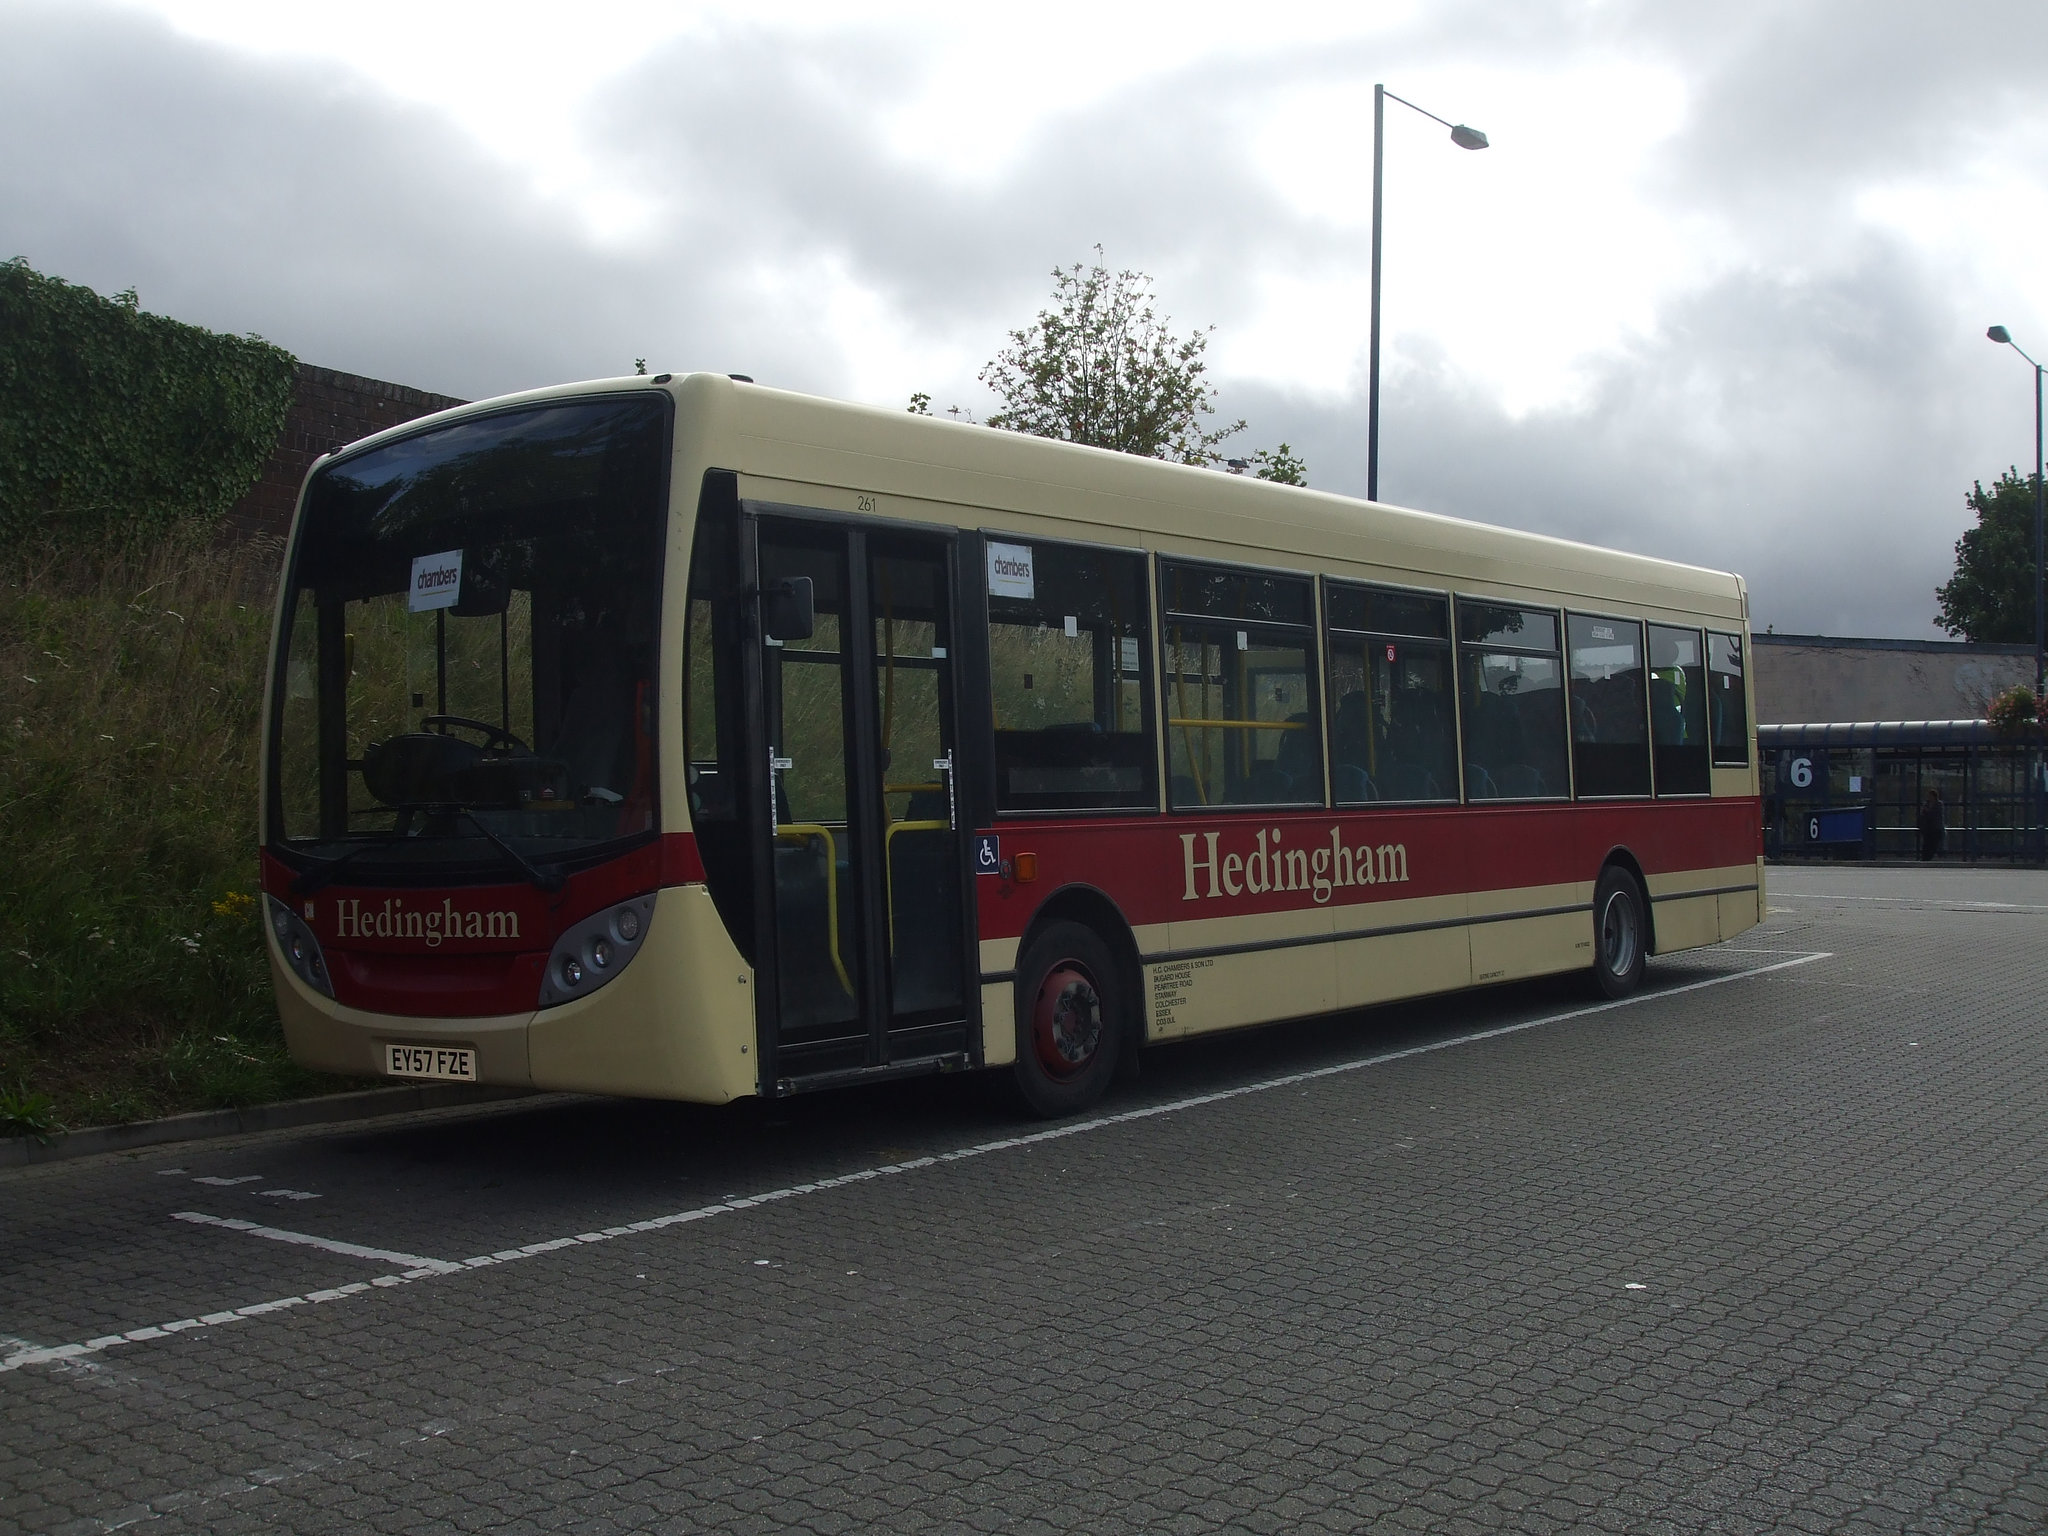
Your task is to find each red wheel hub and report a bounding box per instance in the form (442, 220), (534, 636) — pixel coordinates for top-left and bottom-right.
(1032, 963), (1103, 1080)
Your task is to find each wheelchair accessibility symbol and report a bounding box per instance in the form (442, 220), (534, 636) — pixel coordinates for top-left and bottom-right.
(973, 834), (1001, 875)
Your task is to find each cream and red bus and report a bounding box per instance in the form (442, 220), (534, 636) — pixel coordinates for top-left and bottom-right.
(260, 373), (1761, 1116)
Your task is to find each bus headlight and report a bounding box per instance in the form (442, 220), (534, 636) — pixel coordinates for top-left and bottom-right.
(264, 895), (335, 999)
(539, 896), (655, 1008)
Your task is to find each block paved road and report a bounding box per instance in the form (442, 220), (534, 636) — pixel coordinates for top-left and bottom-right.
(3, 865), (2046, 1534)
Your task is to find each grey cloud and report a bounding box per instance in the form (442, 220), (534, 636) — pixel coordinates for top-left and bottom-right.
(0, 3), (784, 395)
(588, 24), (1328, 346)
(1224, 236), (2013, 637)
(1619, 1), (2048, 237)
(4, 1), (2044, 639)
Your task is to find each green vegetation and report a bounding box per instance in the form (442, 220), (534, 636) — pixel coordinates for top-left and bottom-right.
(0, 540), (365, 1133)
(911, 249), (1308, 482)
(1936, 468), (2043, 642)
(0, 262), (360, 1135)
(1248, 443), (1308, 487)
(1986, 683), (2045, 736)
(0, 258), (297, 545)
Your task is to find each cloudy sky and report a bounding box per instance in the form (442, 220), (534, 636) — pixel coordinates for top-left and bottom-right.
(5, 1), (2047, 637)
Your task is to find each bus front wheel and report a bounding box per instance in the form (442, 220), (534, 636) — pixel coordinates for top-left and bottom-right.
(1013, 921), (1123, 1118)
(1592, 867), (1647, 999)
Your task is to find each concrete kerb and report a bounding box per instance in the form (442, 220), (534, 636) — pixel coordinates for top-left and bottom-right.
(0, 1084), (581, 1172)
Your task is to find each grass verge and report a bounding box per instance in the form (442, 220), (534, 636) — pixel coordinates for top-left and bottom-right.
(1, 536), (369, 1135)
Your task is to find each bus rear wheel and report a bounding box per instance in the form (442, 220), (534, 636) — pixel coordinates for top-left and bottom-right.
(1013, 921), (1123, 1118)
(1592, 867), (1647, 999)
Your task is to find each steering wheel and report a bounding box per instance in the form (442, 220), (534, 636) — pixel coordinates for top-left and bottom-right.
(421, 714), (532, 754)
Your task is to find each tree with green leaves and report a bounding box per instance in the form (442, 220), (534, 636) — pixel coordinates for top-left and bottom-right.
(912, 251), (1305, 483)
(1248, 443), (1307, 486)
(1935, 468), (2043, 642)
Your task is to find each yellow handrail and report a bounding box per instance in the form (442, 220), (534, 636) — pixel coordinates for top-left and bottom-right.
(774, 822), (853, 996)
(1169, 629), (1211, 806)
(884, 819), (950, 953)
(1166, 717), (1307, 730)
(883, 781), (944, 795)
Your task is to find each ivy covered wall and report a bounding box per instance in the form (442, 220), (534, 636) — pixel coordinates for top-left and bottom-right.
(0, 258), (298, 546)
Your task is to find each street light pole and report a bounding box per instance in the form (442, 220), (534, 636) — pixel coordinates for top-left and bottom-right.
(1986, 325), (2046, 698)
(1367, 85), (1488, 503)
(1368, 84), (1384, 503)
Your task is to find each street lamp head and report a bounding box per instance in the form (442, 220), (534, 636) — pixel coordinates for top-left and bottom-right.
(1989, 325), (2013, 344)
(1450, 124), (1489, 151)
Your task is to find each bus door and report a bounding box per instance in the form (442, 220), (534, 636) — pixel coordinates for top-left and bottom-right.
(748, 515), (973, 1087)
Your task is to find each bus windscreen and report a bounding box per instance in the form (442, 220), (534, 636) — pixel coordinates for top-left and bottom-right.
(268, 393), (670, 883)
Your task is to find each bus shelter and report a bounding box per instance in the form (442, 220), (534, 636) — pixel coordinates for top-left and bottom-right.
(1759, 720), (2048, 863)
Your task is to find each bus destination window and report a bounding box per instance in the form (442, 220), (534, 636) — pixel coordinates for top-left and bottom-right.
(1565, 613), (1651, 798)
(1649, 624), (1711, 795)
(1322, 583), (1457, 804)
(1707, 631), (1750, 767)
(1160, 562), (1322, 810)
(985, 539), (1156, 813)
(1457, 601), (1569, 801)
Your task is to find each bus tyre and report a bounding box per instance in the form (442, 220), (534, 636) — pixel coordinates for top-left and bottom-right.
(1592, 867), (1647, 999)
(1013, 921), (1123, 1118)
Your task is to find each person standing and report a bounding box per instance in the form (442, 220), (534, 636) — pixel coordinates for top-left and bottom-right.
(1917, 787), (1946, 861)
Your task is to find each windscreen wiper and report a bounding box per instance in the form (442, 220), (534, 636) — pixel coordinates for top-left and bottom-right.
(290, 841), (382, 898)
(456, 808), (566, 893)
(289, 809), (565, 897)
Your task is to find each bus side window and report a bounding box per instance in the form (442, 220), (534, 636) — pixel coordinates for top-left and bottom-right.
(1707, 630), (1749, 767)
(1456, 601), (1569, 801)
(1159, 561), (1322, 810)
(986, 538), (1157, 813)
(1649, 623), (1711, 795)
(1565, 613), (1651, 798)
(1323, 582), (1456, 805)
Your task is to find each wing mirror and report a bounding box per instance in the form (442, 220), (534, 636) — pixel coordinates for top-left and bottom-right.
(762, 576), (815, 642)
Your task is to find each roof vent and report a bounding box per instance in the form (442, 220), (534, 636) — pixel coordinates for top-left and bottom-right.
(652, 373), (672, 384)
(729, 373), (754, 383)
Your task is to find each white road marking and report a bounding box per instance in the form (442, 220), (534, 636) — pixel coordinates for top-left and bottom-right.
(260, 1189), (322, 1201)
(4, 951), (1830, 1374)
(193, 1175), (263, 1187)
(1771, 893), (2048, 912)
(171, 1212), (461, 1275)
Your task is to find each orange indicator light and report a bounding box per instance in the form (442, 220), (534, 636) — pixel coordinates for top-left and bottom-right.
(1013, 852), (1038, 883)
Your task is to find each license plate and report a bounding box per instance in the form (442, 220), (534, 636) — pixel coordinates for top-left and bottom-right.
(384, 1043), (477, 1082)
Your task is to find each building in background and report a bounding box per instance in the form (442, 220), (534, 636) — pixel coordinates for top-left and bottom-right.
(1751, 633), (2033, 725)
(1750, 634), (2044, 863)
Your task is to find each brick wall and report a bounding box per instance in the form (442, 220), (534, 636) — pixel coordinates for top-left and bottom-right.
(221, 363), (467, 544)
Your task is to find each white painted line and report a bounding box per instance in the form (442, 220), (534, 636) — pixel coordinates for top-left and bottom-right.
(170, 1211), (461, 1274)
(259, 1189), (321, 1201)
(193, 1175), (263, 1186)
(4, 952), (1829, 1374)
(1770, 893), (2048, 912)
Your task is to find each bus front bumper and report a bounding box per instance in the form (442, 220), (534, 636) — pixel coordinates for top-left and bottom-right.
(268, 952), (535, 1087)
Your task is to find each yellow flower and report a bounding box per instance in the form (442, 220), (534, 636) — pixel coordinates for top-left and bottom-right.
(210, 890), (256, 920)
